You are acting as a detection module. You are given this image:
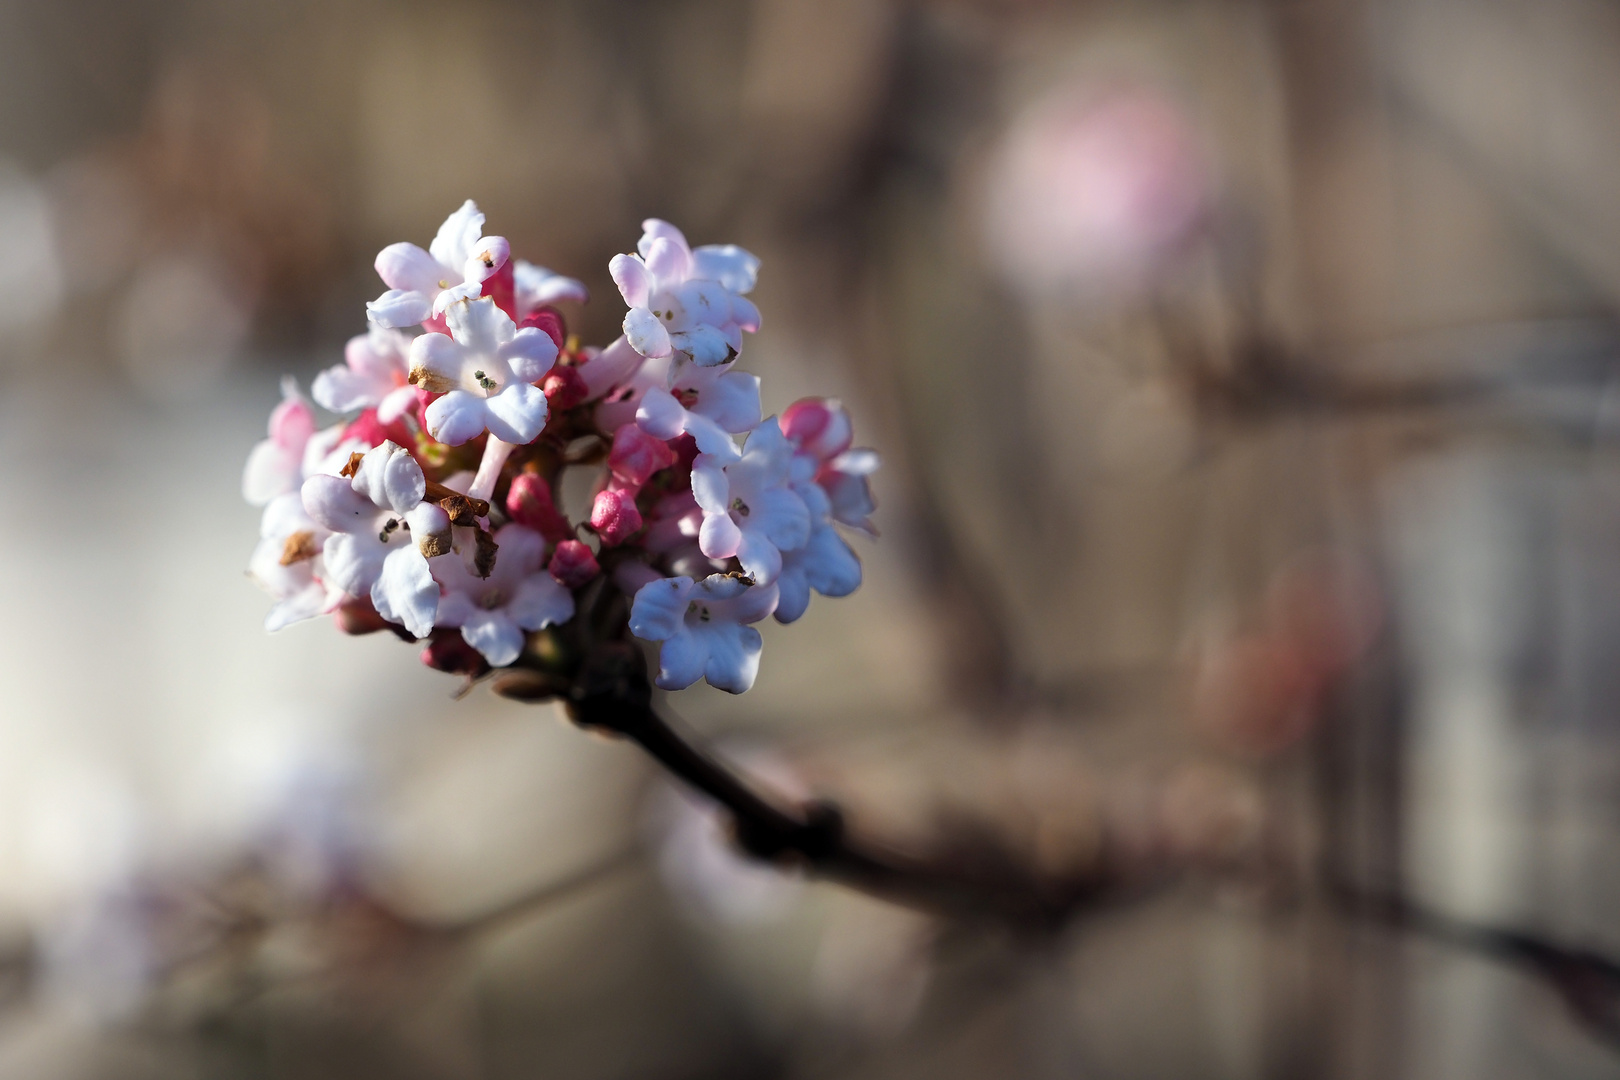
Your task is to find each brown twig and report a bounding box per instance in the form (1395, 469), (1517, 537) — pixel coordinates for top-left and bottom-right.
(562, 661), (1117, 929)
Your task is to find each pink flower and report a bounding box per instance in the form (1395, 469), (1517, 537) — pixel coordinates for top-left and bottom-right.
(610, 219), (761, 366)
(366, 200), (512, 328)
(780, 398), (853, 461)
(312, 327), (417, 423)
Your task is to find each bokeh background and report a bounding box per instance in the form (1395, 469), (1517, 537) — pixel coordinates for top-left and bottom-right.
(3, 0), (1620, 1076)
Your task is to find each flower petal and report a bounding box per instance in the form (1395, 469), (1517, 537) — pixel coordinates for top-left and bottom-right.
(735, 529), (783, 585)
(578, 335), (645, 399)
(377, 383), (418, 424)
(366, 289), (432, 328)
(644, 236), (692, 288)
(321, 531), (385, 597)
(483, 382), (550, 444)
(516, 260), (589, 309)
(692, 370), (761, 432)
(655, 630), (707, 691)
(702, 623), (762, 694)
(375, 242), (444, 295)
(242, 440), (299, 505)
(673, 324), (734, 366)
(774, 567), (811, 624)
(804, 526), (862, 597)
(312, 363), (389, 415)
(352, 441), (425, 514)
(609, 253), (652, 309)
(746, 485), (811, 552)
(302, 474), (375, 532)
(635, 385), (686, 440)
(691, 244), (761, 294)
(265, 581), (331, 633)
(630, 576), (695, 641)
(689, 453), (730, 514)
(373, 546), (438, 638)
(424, 391), (492, 446)
(638, 219), (690, 260)
(507, 573), (575, 630)
(460, 610), (525, 667)
(624, 307), (673, 358)
(429, 199), (485, 271)
(500, 326), (558, 383)
(699, 511), (743, 561)
(444, 294), (510, 355)
(729, 294), (761, 333)
(682, 412), (742, 463)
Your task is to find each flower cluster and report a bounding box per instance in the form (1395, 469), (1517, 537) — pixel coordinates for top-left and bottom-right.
(244, 205), (877, 694)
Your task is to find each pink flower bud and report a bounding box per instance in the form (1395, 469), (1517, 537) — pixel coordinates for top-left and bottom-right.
(268, 394), (314, 449)
(506, 473), (572, 543)
(780, 397), (852, 460)
(541, 364), (588, 411)
(591, 488), (643, 547)
(549, 539), (600, 588)
(333, 597), (412, 641)
(421, 631), (491, 677)
(608, 422), (677, 489)
(521, 308), (567, 350)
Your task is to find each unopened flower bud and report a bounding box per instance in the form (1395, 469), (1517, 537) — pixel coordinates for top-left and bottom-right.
(506, 473), (571, 542)
(521, 308), (567, 350)
(334, 597), (412, 640)
(420, 631), (491, 677)
(781, 397), (852, 460)
(549, 539), (600, 588)
(541, 364), (588, 411)
(591, 488), (643, 546)
(608, 422), (677, 489)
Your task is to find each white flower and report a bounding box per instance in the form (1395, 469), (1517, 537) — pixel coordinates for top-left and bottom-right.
(433, 524), (574, 667)
(691, 420), (810, 585)
(514, 259), (587, 314)
(312, 327), (417, 422)
(629, 574), (780, 693)
(774, 482), (862, 624)
(609, 219), (761, 366)
(248, 492), (344, 632)
(408, 295), (557, 446)
(366, 200), (510, 328)
(634, 356), (761, 463)
(244, 380), (370, 632)
(301, 442), (444, 638)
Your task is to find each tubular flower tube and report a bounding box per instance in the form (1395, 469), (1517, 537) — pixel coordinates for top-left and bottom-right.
(244, 208), (877, 696)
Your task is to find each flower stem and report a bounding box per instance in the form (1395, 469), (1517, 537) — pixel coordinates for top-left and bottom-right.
(565, 673), (1112, 927)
